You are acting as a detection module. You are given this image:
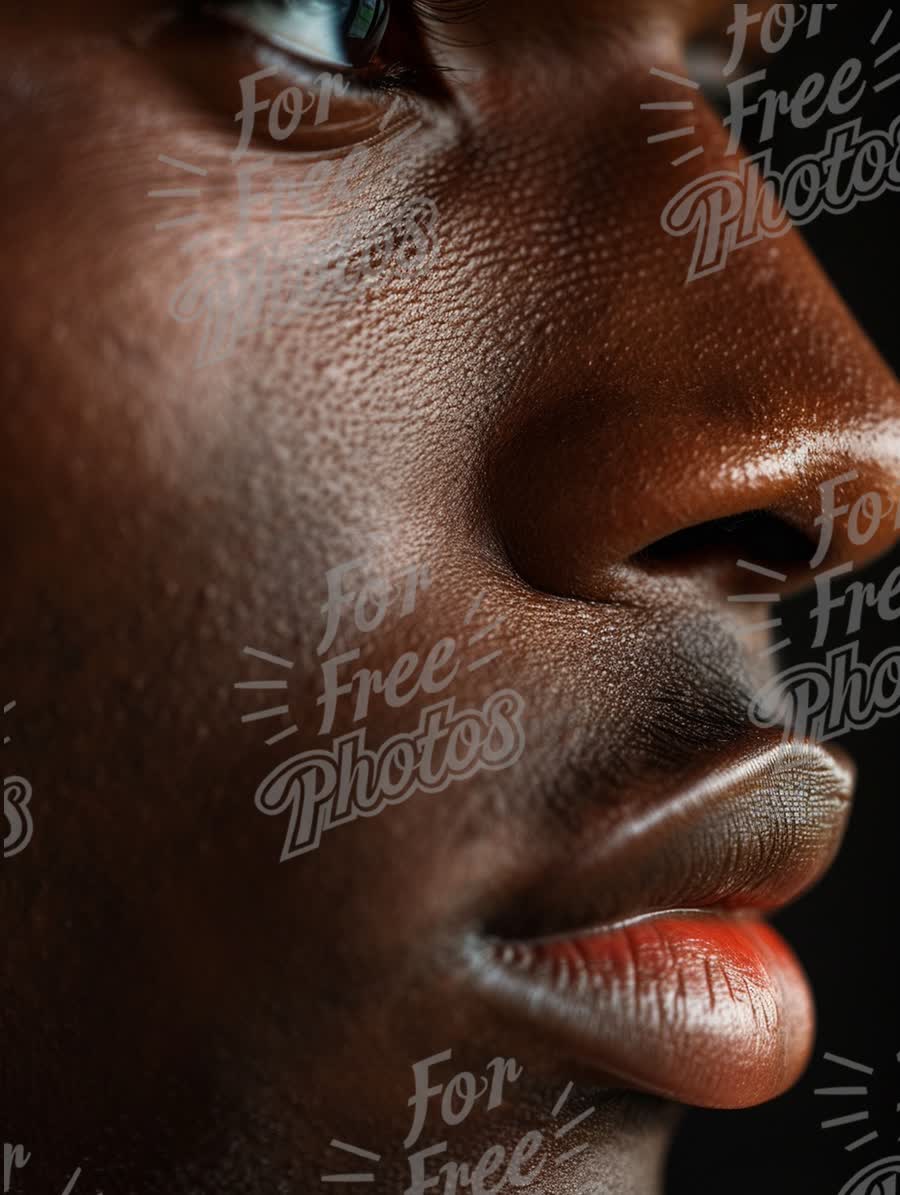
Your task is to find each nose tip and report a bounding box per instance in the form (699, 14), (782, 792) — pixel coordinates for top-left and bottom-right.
(491, 404), (900, 604)
(488, 323), (900, 605)
(771, 465), (900, 575)
(638, 455), (900, 584)
(485, 58), (900, 607)
(488, 127), (900, 605)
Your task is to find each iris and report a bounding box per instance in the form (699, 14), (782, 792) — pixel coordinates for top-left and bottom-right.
(208, 0), (391, 68)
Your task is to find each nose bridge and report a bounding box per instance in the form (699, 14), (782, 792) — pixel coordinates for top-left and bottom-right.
(588, 63), (897, 395)
(487, 63), (900, 597)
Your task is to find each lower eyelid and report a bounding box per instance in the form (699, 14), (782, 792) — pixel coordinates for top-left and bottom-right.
(236, 49), (411, 141)
(140, 36), (397, 160)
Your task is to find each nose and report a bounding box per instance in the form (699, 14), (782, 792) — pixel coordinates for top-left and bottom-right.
(488, 72), (900, 604)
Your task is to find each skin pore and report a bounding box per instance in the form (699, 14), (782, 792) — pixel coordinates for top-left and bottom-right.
(3, 2), (900, 1193)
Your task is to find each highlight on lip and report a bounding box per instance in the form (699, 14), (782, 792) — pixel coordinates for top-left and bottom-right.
(471, 911), (815, 1110)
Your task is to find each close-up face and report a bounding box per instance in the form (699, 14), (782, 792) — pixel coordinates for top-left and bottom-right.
(4, 2), (900, 1193)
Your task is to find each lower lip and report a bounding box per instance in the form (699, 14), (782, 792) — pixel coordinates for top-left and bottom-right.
(474, 912), (814, 1109)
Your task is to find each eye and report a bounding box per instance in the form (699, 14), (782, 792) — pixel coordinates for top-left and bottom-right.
(153, 0), (457, 153)
(166, 0), (448, 105)
(201, 0), (392, 70)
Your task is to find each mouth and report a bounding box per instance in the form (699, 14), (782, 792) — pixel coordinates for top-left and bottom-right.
(465, 736), (854, 1110)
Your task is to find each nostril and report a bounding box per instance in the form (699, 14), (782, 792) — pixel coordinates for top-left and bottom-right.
(633, 511), (817, 574)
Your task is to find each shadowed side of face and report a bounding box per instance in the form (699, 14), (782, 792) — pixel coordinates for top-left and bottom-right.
(3, 2), (900, 1193)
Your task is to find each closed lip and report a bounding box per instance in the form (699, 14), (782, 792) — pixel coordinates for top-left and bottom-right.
(466, 735), (855, 1110)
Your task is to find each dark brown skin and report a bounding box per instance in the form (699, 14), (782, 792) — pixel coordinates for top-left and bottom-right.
(3, 2), (900, 1193)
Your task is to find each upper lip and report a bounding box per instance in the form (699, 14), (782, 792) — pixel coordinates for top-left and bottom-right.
(484, 732), (855, 944)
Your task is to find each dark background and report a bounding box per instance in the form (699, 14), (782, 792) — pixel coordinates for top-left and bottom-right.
(668, 6), (900, 1192)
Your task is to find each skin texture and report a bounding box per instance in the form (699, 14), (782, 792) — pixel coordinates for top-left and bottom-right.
(3, 2), (900, 1193)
